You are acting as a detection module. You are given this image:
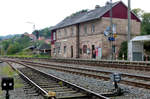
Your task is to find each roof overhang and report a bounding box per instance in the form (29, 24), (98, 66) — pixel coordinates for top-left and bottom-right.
(131, 35), (150, 42)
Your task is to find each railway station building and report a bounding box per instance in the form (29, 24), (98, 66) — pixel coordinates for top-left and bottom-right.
(50, 1), (141, 59)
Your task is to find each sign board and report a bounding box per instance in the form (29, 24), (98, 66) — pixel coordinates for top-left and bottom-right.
(108, 37), (115, 41)
(113, 34), (117, 38)
(104, 26), (110, 36)
(98, 48), (102, 59)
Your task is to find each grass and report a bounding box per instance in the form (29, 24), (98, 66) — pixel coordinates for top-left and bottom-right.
(0, 65), (24, 88)
(4, 54), (51, 58)
(0, 65), (24, 99)
(1, 65), (15, 77)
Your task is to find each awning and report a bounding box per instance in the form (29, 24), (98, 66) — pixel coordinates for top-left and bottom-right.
(131, 35), (150, 42)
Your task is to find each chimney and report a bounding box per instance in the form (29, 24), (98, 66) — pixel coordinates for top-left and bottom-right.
(95, 5), (100, 9)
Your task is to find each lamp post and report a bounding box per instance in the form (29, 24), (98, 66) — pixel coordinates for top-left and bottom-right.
(26, 22), (35, 31)
(127, 0), (131, 61)
(26, 22), (39, 40)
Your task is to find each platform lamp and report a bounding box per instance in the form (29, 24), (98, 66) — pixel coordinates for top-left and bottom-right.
(1, 77), (14, 99)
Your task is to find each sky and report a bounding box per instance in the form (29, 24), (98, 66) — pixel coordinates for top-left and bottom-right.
(0, 0), (149, 36)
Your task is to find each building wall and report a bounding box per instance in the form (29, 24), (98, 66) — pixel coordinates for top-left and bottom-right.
(51, 17), (141, 59)
(51, 25), (78, 58)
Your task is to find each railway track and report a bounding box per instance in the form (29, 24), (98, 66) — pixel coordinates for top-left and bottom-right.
(3, 57), (150, 71)
(5, 60), (109, 99)
(1, 57), (150, 98)
(20, 60), (150, 90)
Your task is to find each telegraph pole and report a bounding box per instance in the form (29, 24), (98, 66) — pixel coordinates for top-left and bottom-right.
(110, 0), (113, 60)
(127, 0), (131, 60)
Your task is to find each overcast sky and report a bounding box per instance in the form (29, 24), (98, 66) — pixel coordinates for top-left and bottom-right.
(0, 0), (149, 36)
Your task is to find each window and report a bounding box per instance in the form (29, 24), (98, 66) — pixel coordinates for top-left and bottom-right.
(83, 45), (87, 53)
(64, 28), (67, 36)
(91, 24), (95, 33)
(80, 48), (82, 54)
(53, 32), (56, 40)
(112, 24), (116, 34)
(64, 46), (66, 54)
(58, 30), (61, 38)
(71, 27), (74, 36)
(53, 48), (56, 53)
(112, 45), (116, 53)
(84, 25), (87, 34)
(58, 47), (61, 54)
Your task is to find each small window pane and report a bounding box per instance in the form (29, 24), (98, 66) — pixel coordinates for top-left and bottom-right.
(53, 48), (56, 53)
(64, 28), (67, 36)
(64, 46), (67, 54)
(71, 27), (74, 36)
(112, 24), (116, 34)
(84, 25), (87, 34)
(91, 24), (95, 33)
(53, 32), (56, 40)
(58, 47), (61, 54)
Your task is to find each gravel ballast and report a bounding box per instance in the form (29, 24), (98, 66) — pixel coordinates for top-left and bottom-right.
(33, 65), (150, 99)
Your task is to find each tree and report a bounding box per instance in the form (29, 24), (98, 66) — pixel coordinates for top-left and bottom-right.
(141, 13), (150, 35)
(7, 43), (21, 55)
(132, 8), (144, 19)
(32, 27), (51, 39)
(119, 41), (127, 60)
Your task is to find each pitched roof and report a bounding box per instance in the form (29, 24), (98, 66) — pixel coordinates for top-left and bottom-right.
(51, 1), (120, 30)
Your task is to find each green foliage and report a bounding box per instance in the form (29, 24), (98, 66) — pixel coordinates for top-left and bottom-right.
(144, 41), (150, 54)
(0, 35), (32, 55)
(132, 8), (144, 19)
(132, 8), (150, 35)
(118, 41), (127, 60)
(32, 27), (51, 39)
(1, 65), (15, 77)
(141, 13), (150, 35)
(7, 43), (21, 55)
(1, 40), (10, 51)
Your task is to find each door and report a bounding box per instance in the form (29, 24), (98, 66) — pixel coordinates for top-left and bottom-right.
(71, 46), (73, 58)
(92, 45), (95, 58)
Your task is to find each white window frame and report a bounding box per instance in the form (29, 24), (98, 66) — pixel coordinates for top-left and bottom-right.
(91, 24), (95, 33)
(53, 32), (56, 40)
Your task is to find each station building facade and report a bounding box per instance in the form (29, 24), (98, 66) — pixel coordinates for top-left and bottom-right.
(50, 1), (141, 59)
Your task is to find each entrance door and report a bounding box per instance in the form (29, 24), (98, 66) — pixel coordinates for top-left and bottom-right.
(92, 45), (95, 58)
(71, 46), (73, 58)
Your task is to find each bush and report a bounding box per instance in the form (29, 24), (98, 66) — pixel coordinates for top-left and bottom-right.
(118, 41), (127, 60)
